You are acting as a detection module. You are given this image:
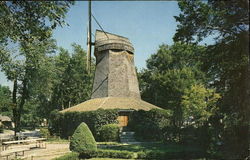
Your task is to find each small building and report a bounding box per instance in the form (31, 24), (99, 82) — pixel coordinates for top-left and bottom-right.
(61, 97), (160, 126)
(61, 30), (161, 126)
(0, 115), (13, 129)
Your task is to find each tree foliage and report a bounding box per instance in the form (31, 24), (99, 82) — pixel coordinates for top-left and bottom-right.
(0, 1), (73, 43)
(0, 1), (73, 136)
(181, 84), (220, 126)
(50, 44), (94, 112)
(0, 38), (57, 134)
(0, 85), (12, 117)
(174, 0), (249, 158)
(139, 43), (206, 129)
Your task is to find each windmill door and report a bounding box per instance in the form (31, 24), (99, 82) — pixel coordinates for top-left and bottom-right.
(117, 116), (128, 127)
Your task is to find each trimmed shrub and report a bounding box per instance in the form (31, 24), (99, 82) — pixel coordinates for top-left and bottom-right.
(98, 124), (120, 142)
(40, 127), (50, 138)
(69, 122), (97, 152)
(128, 109), (172, 141)
(49, 109), (119, 139)
(79, 149), (136, 159)
(53, 152), (79, 160)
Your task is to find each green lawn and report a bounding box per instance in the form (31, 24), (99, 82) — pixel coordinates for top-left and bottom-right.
(89, 158), (134, 160)
(46, 137), (70, 143)
(54, 142), (205, 160)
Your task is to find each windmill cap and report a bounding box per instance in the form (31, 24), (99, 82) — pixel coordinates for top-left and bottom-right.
(94, 30), (134, 55)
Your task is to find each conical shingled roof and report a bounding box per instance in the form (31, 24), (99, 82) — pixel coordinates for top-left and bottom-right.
(61, 97), (161, 113)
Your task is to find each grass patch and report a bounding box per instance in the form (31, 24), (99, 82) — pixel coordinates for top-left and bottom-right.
(47, 137), (70, 143)
(97, 142), (121, 145)
(54, 142), (206, 160)
(52, 152), (79, 160)
(89, 158), (134, 160)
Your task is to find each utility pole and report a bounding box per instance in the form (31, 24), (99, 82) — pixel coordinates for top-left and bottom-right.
(87, 0), (92, 73)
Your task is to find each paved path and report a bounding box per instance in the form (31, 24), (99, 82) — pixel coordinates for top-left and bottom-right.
(0, 130), (41, 141)
(1, 130), (70, 160)
(2, 143), (70, 160)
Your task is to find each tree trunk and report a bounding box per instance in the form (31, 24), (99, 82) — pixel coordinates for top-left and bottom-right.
(16, 78), (28, 132)
(240, 30), (250, 158)
(12, 76), (28, 139)
(12, 78), (18, 138)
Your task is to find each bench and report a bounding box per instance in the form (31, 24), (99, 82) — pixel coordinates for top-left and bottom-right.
(0, 147), (30, 160)
(18, 153), (36, 160)
(2, 138), (46, 150)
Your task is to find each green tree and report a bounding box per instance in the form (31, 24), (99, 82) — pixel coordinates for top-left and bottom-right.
(0, 38), (57, 136)
(0, 85), (12, 117)
(30, 53), (58, 120)
(21, 100), (40, 129)
(61, 44), (94, 108)
(181, 84), (220, 127)
(174, 0), (249, 157)
(0, 1), (73, 43)
(139, 43), (206, 132)
(50, 44), (94, 111)
(0, 1), (73, 137)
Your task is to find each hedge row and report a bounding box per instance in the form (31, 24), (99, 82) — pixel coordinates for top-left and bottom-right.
(49, 108), (172, 141)
(80, 149), (136, 159)
(137, 150), (206, 159)
(49, 109), (119, 139)
(98, 124), (120, 142)
(128, 109), (172, 141)
(129, 109), (211, 148)
(79, 149), (206, 159)
(53, 152), (79, 160)
(54, 149), (206, 160)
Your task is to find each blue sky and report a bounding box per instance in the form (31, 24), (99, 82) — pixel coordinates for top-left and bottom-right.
(53, 1), (180, 68)
(1, 1), (181, 88)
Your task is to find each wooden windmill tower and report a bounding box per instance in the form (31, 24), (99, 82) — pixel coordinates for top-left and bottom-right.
(62, 0), (160, 127)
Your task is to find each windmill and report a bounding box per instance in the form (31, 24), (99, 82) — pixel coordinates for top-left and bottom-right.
(62, 0), (161, 128)
(85, 0), (141, 99)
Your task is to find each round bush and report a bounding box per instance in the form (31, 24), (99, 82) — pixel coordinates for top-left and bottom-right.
(99, 124), (120, 142)
(70, 122), (97, 152)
